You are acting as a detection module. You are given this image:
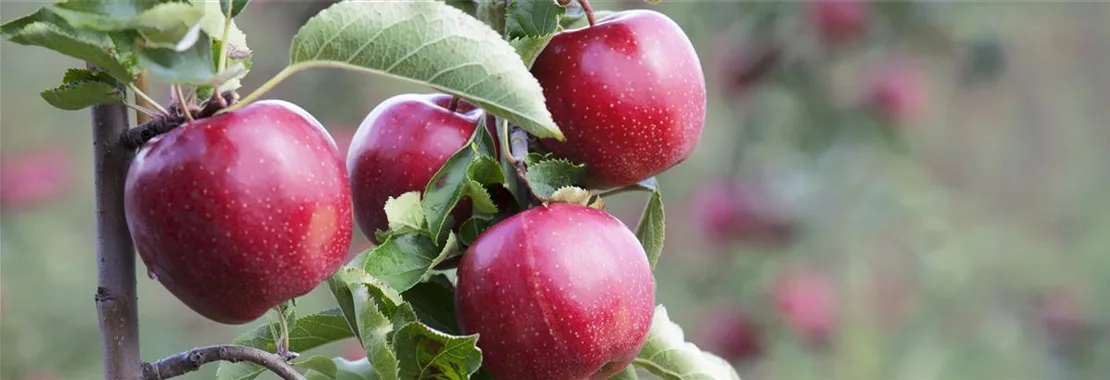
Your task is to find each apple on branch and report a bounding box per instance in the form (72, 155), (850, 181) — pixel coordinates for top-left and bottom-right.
(531, 9), (707, 190)
(124, 100), (353, 325)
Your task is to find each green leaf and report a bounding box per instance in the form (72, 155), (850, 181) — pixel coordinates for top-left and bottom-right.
(385, 191), (427, 234)
(338, 268), (419, 380)
(2, 9), (136, 82)
(506, 0), (567, 39)
(393, 322), (483, 379)
(525, 158), (586, 199)
(423, 119), (499, 243)
(46, 1), (206, 48)
(549, 186), (591, 206)
(475, 0), (508, 35)
(215, 308), (354, 380)
(221, 0), (251, 18)
(401, 275), (460, 335)
(137, 33), (215, 84)
(632, 306), (742, 380)
(510, 35), (554, 68)
(609, 366), (640, 380)
(199, 0), (251, 91)
(523, 152), (554, 166)
(289, 0), (561, 139)
(458, 216), (492, 246)
(467, 181), (499, 214)
(296, 355), (339, 379)
(443, 0), (478, 16)
(467, 155), (505, 184)
(327, 276), (362, 343)
(334, 358), (378, 380)
(39, 68), (124, 110)
(635, 187), (665, 270)
(358, 233), (459, 293)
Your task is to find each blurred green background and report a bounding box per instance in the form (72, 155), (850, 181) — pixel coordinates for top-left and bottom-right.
(2, 1), (1109, 379)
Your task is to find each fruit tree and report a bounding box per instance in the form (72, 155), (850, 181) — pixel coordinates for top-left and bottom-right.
(1, 0), (740, 379)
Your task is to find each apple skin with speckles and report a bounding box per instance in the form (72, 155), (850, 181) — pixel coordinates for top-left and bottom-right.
(124, 100), (353, 325)
(455, 203), (655, 380)
(531, 10), (706, 190)
(347, 93), (483, 244)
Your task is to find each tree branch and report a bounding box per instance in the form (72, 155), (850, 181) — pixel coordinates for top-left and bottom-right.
(141, 345), (305, 380)
(90, 63), (143, 380)
(120, 91), (238, 151)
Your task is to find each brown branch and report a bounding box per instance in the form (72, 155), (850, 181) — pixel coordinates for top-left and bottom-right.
(121, 91), (238, 151)
(141, 345), (305, 380)
(90, 63), (143, 380)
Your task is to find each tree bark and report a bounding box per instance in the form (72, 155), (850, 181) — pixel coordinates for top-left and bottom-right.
(141, 345), (306, 380)
(91, 63), (143, 380)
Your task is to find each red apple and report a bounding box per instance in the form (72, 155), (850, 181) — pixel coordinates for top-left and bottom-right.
(713, 37), (783, 99)
(691, 181), (794, 247)
(772, 268), (837, 345)
(807, 0), (869, 43)
(347, 93), (483, 244)
(125, 99), (353, 324)
(0, 147), (73, 212)
(694, 305), (764, 363)
(865, 60), (929, 125)
(531, 10), (706, 189)
(455, 203), (655, 380)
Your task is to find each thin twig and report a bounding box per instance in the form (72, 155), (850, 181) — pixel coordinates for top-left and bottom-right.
(141, 345), (304, 380)
(90, 62), (143, 380)
(123, 102), (163, 120)
(173, 85), (194, 122)
(128, 83), (170, 116)
(135, 72), (153, 124)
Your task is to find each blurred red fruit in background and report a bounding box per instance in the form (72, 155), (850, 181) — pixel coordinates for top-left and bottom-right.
(694, 305), (764, 363)
(772, 268), (838, 345)
(865, 60), (929, 125)
(342, 340), (366, 361)
(808, 0), (869, 43)
(691, 181), (794, 246)
(713, 37), (783, 99)
(1, 147), (73, 212)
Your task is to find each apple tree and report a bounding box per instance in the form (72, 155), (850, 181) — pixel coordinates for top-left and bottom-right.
(1, 0), (739, 379)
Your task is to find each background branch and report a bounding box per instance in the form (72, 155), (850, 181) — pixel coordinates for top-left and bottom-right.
(141, 345), (305, 380)
(90, 62), (143, 380)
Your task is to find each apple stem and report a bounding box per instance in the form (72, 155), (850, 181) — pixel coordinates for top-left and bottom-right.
(140, 345), (304, 380)
(90, 62), (144, 380)
(447, 96), (461, 113)
(578, 0), (597, 27)
(173, 85), (194, 122)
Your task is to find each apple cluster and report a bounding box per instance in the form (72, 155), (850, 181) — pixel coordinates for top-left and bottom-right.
(121, 7), (704, 380)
